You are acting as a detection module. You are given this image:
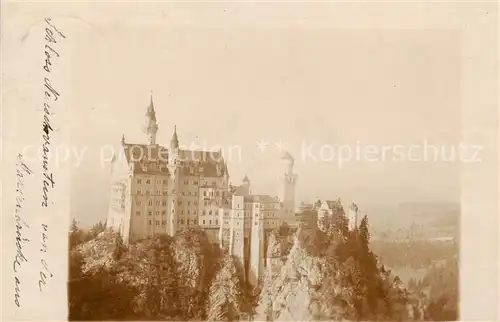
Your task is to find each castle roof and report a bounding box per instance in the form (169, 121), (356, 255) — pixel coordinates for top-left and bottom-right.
(324, 199), (343, 210)
(121, 143), (227, 177)
(245, 194), (279, 203)
(242, 174), (250, 182)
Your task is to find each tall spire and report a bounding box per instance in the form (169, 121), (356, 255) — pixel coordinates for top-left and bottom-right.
(144, 91), (158, 145)
(170, 125), (179, 149)
(146, 90), (156, 122)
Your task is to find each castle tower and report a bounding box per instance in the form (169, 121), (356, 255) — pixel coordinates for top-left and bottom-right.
(277, 151), (298, 226)
(348, 202), (359, 230)
(143, 92), (158, 145)
(167, 126), (180, 236)
(229, 195), (246, 281)
(242, 174), (251, 195)
(249, 204), (265, 286)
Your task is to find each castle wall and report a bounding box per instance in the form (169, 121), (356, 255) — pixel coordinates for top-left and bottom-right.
(229, 195), (246, 280)
(249, 209), (264, 286)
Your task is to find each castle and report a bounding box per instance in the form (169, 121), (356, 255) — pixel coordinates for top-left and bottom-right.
(106, 94), (299, 285)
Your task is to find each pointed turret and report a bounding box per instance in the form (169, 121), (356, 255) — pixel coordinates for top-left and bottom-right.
(146, 92), (157, 122)
(144, 91), (158, 145)
(170, 125), (179, 150)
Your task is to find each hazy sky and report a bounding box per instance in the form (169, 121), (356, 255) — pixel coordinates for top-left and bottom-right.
(63, 3), (462, 226)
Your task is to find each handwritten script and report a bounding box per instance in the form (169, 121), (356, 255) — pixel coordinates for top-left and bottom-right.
(13, 154), (33, 308)
(41, 17), (65, 208)
(38, 17), (66, 292)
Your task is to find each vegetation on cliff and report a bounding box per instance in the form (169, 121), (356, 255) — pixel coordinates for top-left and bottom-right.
(68, 203), (458, 321)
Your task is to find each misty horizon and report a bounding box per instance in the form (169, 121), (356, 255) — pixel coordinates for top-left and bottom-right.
(69, 26), (462, 227)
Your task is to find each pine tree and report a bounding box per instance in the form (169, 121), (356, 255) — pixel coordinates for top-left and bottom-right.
(69, 219), (82, 250)
(358, 215), (370, 251)
(70, 218), (78, 232)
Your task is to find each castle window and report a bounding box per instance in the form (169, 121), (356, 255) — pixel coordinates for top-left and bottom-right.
(172, 189), (176, 194)
(162, 220), (166, 225)
(137, 189), (141, 195)
(209, 210), (212, 215)
(148, 220), (152, 225)
(162, 211), (166, 215)
(203, 191), (207, 197)
(187, 210), (190, 215)
(216, 191), (220, 196)
(146, 179), (150, 184)
(156, 201), (160, 206)
(215, 219), (218, 225)
(212, 181), (216, 186)
(157, 190), (161, 196)
(180, 219), (184, 224)
(187, 201), (191, 206)
(162, 201), (167, 206)
(172, 209), (175, 213)
(194, 210), (197, 215)
(209, 220), (212, 225)
(137, 179), (142, 184)
(163, 179), (167, 184)
(156, 221), (160, 225)
(148, 200), (153, 206)
(193, 219), (197, 224)
(184, 180), (189, 185)
(148, 211), (152, 216)
(193, 180), (198, 185)
(178, 200), (182, 205)
(203, 211), (206, 215)
(203, 220), (206, 224)
(194, 192), (197, 196)
(146, 190), (150, 196)
(156, 211), (160, 216)
(188, 192), (192, 196)
(194, 201), (198, 205)
(136, 201), (141, 206)
(163, 191), (168, 196)
(255, 222), (258, 226)
(136, 211), (140, 216)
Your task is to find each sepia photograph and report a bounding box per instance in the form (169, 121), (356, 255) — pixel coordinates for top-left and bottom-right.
(67, 6), (463, 322)
(2, 1), (498, 322)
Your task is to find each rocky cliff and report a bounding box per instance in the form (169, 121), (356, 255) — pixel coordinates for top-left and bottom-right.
(70, 221), (425, 321)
